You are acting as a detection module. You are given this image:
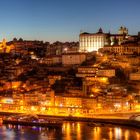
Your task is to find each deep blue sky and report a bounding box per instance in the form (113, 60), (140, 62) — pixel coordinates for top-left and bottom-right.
(0, 0), (140, 42)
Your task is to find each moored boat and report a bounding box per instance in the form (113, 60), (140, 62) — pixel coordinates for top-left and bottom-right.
(2, 115), (62, 128)
(87, 122), (105, 127)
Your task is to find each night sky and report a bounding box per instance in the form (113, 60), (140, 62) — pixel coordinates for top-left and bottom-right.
(0, 0), (140, 42)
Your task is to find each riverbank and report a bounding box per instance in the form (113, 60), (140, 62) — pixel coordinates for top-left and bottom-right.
(0, 111), (140, 128)
(65, 117), (140, 128)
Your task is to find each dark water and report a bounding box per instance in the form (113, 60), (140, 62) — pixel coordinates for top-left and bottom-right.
(0, 122), (140, 140)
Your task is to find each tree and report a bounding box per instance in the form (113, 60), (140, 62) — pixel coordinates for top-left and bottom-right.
(113, 37), (119, 45)
(19, 38), (23, 42)
(106, 34), (111, 45)
(13, 38), (18, 42)
(45, 42), (50, 46)
(115, 68), (127, 82)
(52, 80), (66, 93)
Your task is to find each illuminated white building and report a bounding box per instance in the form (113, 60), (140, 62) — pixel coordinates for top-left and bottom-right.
(79, 27), (128, 52)
(79, 28), (107, 52)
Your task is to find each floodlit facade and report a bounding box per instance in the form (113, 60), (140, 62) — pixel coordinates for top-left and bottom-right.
(79, 27), (129, 52)
(0, 39), (15, 53)
(79, 28), (107, 52)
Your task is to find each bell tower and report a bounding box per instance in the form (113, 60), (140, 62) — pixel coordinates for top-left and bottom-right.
(118, 26), (128, 35)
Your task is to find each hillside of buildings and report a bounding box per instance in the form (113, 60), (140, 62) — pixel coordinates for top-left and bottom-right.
(0, 27), (140, 116)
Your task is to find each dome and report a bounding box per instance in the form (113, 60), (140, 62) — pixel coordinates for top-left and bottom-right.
(98, 28), (103, 33)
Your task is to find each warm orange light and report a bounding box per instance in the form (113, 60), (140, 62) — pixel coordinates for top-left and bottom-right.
(97, 103), (102, 109)
(1, 98), (13, 104)
(20, 106), (24, 111)
(135, 104), (140, 110)
(41, 107), (46, 111)
(31, 106), (37, 111)
(100, 77), (108, 83)
(11, 81), (21, 89)
(91, 87), (101, 93)
(0, 39), (15, 53)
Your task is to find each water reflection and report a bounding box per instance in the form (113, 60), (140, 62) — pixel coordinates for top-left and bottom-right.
(124, 130), (129, 140)
(0, 122), (140, 140)
(136, 132), (140, 139)
(76, 122), (81, 140)
(115, 127), (122, 139)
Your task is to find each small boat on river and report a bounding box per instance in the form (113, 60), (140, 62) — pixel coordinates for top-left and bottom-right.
(2, 114), (62, 128)
(87, 122), (105, 127)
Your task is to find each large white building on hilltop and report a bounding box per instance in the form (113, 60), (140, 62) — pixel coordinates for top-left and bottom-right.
(79, 27), (128, 52)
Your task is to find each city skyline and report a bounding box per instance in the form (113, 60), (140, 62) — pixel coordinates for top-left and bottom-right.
(0, 0), (140, 42)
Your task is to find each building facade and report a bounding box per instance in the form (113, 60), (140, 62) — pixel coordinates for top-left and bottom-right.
(62, 53), (86, 65)
(130, 72), (140, 81)
(79, 27), (129, 52)
(103, 44), (140, 55)
(79, 28), (107, 52)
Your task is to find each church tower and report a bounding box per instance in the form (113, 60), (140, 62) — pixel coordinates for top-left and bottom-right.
(118, 26), (128, 35)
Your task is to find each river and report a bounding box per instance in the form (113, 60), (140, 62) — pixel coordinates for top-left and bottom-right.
(0, 122), (140, 140)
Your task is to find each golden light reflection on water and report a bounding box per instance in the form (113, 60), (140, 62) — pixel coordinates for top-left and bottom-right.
(124, 130), (129, 140)
(76, 122), (81, 140)
(63, 122), (71, 140)
(93, 127), (101, 140)
(62, 122), (82, 140)
(115, 127), (122, 139)
(62, 123), (140, 140)
(136, 132), (140, 140)
(109, 128), (113, 140)
(3, 122), (140, 140)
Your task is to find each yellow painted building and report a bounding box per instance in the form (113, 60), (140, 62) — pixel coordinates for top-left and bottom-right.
(0, 39), (15, 53)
